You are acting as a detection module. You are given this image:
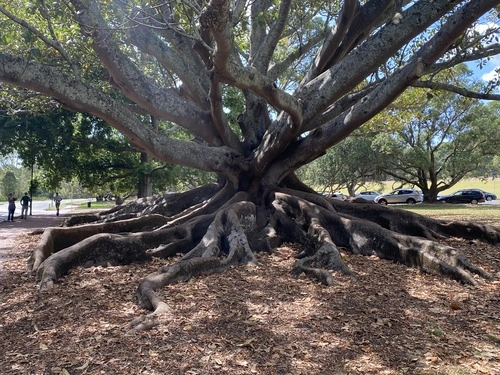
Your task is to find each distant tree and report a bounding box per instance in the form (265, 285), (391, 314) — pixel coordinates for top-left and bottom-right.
(298, 135), (384, 196)
(0, 108), (200, 198)
(370, 87), (500, 201)
(1, 170), (17, 197)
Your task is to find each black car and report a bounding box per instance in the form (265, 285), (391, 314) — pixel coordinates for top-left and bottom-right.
(480, 190), (497, 201)
(437, 189), (485, 204)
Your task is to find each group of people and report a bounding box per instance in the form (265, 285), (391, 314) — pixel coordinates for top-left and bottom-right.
(5, 192), (63, 222)
(7, 192), (30, 222)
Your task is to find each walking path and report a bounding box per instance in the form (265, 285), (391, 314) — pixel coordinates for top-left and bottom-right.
(0, 205), (79, 265)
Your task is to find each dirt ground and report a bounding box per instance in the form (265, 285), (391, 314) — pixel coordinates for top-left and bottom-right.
(0, 210), (499, 375)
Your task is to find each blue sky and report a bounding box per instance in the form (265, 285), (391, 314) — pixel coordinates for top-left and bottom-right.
(469, 56), (500, 83)
(468, 20), (500, 85)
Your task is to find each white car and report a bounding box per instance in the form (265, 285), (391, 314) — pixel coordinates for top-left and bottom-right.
(374, 189), (423, 205)
(355, 191), (380, 202)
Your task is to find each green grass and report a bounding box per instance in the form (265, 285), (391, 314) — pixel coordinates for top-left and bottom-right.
(398, 203), (500, 225)
(76, 201), (115, 210)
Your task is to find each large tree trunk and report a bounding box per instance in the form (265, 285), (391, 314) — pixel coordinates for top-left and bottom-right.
(137, 151), (152, 198)
(27, 183), (498, 332)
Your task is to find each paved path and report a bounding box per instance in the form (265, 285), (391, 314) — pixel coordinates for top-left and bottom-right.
(0, 204), (80, 267)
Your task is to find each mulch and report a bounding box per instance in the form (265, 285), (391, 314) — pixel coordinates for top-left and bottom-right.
(0, 215), (499, 374)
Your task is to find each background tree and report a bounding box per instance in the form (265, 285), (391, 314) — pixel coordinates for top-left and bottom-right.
(0, 1), (500, 327)
(370, 85), (500, 201)
(0, 106), (206, 198)
(1, 170), (17, 197)
(298, 135), (384, 196)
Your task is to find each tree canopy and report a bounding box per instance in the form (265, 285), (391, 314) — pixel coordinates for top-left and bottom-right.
(1, 0), (500, 329)
(371, 87), (500, 201)
(1, 1), (499, 188)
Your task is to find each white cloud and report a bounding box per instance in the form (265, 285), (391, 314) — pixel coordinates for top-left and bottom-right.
(482, 69), (499, 82)
(478, 55), (500, 82)
(473, 22), (497, 34)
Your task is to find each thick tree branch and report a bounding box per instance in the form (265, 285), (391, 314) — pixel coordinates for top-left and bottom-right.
(201, 0), (302, 125)
(251, 0), (292, 72)
(304, 0), (359, 81)
(71, 0), (223, 146)
(299, 0), (468, 125)
(268, 31), (328, 80)
(0, 53), (245, 180)
(267, 0), (499, 185)
(209, 78), (243, 151)
(0, 5), (80, 78)
(319, 0), (410, 71)
(127, 25), (210, 109)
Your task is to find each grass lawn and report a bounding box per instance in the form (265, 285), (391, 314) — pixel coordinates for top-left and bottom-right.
(76, 201), (116, 210)
(399, 203), (500, 226)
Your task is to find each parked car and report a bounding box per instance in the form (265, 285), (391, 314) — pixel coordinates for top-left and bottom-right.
(480, 190), (497, 201)
(374, 189), (423, 205)
(437, 189), (485, 204)
(355, 191), (380, 202)
(328, 192), (347, 201)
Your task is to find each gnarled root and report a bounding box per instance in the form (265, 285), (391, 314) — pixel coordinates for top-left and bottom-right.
(133, 201), (259, 329)
(36, 233), (152, 290)
(395, 233), (492, 285)
(27, 184), (497, 329)
(33, 212), (220, 290)
(27, 214), (169, 274)
(272, 191), (355, 285)
(330, 198), (500, 245)
(271, 191), (491, 286)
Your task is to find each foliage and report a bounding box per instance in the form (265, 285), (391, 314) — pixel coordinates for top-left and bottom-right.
(369, 85), (500, 201)
(0, 0), (498, 189)
(298, 134), (384, 196)
(0, 107), (210, 196)
(300, 67), (500, 199)
(1, 170), (17, 197)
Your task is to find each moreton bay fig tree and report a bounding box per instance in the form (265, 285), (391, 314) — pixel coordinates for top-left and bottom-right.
(1, 1), (500, 329)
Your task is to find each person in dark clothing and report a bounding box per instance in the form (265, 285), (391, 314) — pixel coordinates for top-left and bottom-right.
(20, 192), (31, 219)
(7, 193), (17, 222)
(54, 193), (62, 216)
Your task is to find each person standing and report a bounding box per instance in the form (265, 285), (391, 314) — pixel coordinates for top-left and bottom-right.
(54, 193), (62, 216)
(20, 192), (31, 219)
(7, 193), (17, 222)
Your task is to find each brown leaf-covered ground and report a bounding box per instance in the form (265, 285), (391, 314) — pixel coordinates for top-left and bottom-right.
(1, 211), (499, 375)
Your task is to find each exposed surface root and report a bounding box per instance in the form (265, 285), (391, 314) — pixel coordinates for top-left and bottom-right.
(136, 201), (258, 314)
(106, 184), (222, 220)
(394, 233), (492, 285)
(27, 214), (169, 273)
(330, 198), (500, 245)
(33, 212), (220, 289)
(163, 184), (240, 228)
(271, 191), (492, 285)
(272, 191), (354, 285)
(37, 233), (151, 290)
(26, 186), (498, 328)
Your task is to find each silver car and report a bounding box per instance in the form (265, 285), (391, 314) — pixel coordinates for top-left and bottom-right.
(374, 189), (423, 205)
(355, 191), (380, 202)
